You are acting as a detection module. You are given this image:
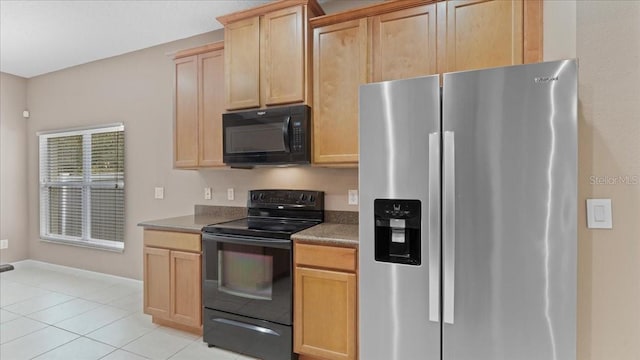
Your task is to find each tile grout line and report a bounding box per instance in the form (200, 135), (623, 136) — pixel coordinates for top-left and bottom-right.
(1, 263), (212, 360)
(24, 329), (79, 360)
(2, 274), (141, 354)
(4, 293), (77, 317)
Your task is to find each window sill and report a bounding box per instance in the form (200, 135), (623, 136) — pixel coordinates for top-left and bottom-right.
(39, 237), (124, 253)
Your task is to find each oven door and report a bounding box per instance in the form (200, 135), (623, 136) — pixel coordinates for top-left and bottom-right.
(202, 233), (293, 325)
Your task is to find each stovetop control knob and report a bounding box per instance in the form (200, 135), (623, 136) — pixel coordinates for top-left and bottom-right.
(309, 195), (315, 202)
(299, 194), (307, 201)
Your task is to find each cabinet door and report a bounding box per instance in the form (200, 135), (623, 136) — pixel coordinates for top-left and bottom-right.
(144, 247), (171, 319)
(371, 4), (437, 82)
(295, 267), (357, 360)
(313, 19), (368, 165)
(225, 17), (260, 110)
(174, 56), (199, 168)
(262, 5), (305, 106)
(442, 0), (524, 73)
(198, 49), (225, 167)
(170, 251), (202, 327)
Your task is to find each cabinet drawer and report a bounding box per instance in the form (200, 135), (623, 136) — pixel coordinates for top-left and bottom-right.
(295, 243), (357, 272)
(144, 229), (201, 252)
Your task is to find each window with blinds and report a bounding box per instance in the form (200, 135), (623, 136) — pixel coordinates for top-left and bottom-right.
(39, 124), (125, 251)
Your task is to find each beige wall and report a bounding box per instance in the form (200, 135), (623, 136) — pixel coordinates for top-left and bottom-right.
(575, 2), (640, 359)
(543, 1), (640, 358)
(543, 0), (576, 61)
(0, 72), (29, 263)
(25, 30), (358, 280)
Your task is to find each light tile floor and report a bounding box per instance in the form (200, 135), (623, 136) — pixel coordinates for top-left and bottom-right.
(0, 261), (257, 360)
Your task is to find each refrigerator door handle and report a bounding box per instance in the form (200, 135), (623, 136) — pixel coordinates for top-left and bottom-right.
(443, 131), (455, 325)
(428, 132), (441, 323)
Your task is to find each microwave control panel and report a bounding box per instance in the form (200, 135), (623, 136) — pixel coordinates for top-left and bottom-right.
(292, 121), (303, 152)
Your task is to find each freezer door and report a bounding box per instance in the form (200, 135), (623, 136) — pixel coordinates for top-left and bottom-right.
(441, 60), (577, 360)
(359, 75), (441, 360)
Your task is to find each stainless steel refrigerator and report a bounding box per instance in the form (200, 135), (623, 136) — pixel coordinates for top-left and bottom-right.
(359, 59), (577, 360)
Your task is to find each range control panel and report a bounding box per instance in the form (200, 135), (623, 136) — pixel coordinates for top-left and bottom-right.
(248, 189), (324, 210)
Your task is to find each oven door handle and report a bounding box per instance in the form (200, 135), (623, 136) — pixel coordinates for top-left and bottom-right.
(202, 233), (292, 249)
(212, 318), (281, 337)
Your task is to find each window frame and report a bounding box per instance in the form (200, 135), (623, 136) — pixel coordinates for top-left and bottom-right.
(38, 123), (125, 252)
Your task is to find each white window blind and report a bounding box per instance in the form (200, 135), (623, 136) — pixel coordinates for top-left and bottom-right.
(39, 124), (125, 251)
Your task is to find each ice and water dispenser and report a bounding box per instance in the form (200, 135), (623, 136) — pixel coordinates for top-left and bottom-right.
(374, 199), (421, 266)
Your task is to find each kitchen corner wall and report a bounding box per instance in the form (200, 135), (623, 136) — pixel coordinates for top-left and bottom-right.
(575, 2), (640, 360)
(546, 1), (640, 359)
(0, 72), (29, 263)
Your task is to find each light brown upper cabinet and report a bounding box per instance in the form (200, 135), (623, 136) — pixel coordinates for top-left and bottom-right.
(372, 4), (437, 82)
(441, 0), (525, 73)
(174, 42), (225, 168)
(224, 17), (260, 110)
(312, 19), (368, 165)
(263, 6), (305, 105)
(310, 0), (542, 166)
(174, 55), (198, 168)
(217, 0), (325, 111)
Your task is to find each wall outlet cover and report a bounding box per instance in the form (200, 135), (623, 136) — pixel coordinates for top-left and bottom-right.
(348, 189), (359, 205)
(227, 188), (235, 201)
(0, 239), (8, 249)
(204, 187), (212, 200)
(154, 187), (164, 200)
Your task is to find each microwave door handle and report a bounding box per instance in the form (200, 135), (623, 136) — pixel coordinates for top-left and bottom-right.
(283, 116), (291, 153)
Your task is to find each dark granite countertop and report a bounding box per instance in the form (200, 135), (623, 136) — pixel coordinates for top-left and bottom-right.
(293, 223), (359, 248)
(138, 206), (246, 233)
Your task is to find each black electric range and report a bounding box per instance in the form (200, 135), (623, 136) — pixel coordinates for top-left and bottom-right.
(201, 189), (324, 360)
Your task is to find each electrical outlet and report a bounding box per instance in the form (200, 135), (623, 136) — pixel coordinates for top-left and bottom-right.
(348, 189), (359, 205)
(204, 187), (212, 200)
(227, 188), (235, 201)
(154, 187), (164, 200)
(0, 239), (8, 249)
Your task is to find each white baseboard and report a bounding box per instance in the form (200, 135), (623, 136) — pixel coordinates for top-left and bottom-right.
(11, 259), (142, 285)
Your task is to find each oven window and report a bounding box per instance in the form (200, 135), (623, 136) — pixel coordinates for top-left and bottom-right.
(219, 243), (274, 300)
(226, 119), (287, 154)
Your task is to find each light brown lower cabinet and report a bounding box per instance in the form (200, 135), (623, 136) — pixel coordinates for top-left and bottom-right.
(143, 230), (202, 334)
(294, 243), (358, 360)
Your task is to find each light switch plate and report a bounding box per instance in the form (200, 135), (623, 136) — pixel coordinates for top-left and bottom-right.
(586, 198), (612, 229)
(154, 187), (164, 200)
(204, 187), (212, 200)
(0, 239), (8, 249)
(227, 188), (234, 201)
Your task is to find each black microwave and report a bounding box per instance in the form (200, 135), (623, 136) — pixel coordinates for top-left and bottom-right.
(222, 105), (311, 167)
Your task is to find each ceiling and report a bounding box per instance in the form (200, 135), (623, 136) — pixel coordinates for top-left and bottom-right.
(0, 1), (280, 78)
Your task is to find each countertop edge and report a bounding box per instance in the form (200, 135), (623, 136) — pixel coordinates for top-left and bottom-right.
(293, 236), (358, 248)
(292, 223), (359, 248)
(137, 214), (241, 234)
